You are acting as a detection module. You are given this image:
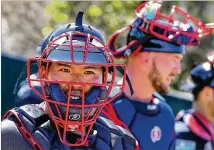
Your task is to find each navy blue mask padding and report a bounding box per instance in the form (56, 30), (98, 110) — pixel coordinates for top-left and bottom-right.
(48, 84), (107, 120)
(143, 39), (185, 53)
(49, 83), (105, 105)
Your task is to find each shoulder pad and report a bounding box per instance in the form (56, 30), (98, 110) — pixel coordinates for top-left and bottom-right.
(18, 104), (46, 125)
(3, 104), (54, 150)
(95, 116), (136, 150)
(5, 104), (49, 132)
(1, 119), (33, 150)
(16, 74), (43, 107)
(156, 97), (175, 118)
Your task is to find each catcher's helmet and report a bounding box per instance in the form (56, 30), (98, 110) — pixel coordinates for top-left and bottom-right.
(108, 1), (214, 59)
(27, 11), (126, 146)
(191, 52), (214, 94)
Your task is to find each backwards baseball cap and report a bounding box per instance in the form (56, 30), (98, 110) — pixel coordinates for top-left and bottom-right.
(108, 1), (214, 59)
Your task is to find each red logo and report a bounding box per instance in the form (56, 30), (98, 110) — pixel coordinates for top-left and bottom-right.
(151, 126), (162, 143)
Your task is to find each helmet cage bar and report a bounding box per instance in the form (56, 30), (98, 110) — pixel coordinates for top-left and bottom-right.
(107, 26), (143, 59)
(53, 115), (95, 146)
(134, 18), (198, 45)
(44, 32), (108, 56)
(135, 1), (213, 45)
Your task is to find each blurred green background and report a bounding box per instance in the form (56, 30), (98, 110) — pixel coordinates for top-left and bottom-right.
(1, 1), (214, 116)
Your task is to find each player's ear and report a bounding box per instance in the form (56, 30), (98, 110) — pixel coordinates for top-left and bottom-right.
(39, 65), (47, 79)
(39, 62), (52, 79)
(206, 86), (214, 97)
(139, 52), (152, 66)
(201, 86), (212, 99)
(102, 67), (107, 83)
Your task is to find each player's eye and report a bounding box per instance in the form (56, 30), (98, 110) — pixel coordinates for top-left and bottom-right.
(59, 68), (71, 73)
(84, 71), (95, 75)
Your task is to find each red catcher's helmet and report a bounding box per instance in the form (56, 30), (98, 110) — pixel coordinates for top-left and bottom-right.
(27, 11), (126, 147)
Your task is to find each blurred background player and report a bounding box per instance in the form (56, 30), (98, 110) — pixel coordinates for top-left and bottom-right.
(175, 51), (214, 150)
(103, 1), (214, 150)
(1, 11), (136, 150)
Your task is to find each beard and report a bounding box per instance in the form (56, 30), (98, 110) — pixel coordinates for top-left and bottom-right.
(148, 60), (169, 94)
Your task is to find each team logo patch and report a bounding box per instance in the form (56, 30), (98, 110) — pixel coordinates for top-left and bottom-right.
(175, 139), (196, 150)
(151, 126), (161, 143)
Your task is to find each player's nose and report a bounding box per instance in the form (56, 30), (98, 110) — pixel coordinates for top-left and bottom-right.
(72, 85), (82, 90)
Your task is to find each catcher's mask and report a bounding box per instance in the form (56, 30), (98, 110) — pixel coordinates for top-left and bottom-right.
(27, 11), (127, 146)
(108, 1), (214, 59)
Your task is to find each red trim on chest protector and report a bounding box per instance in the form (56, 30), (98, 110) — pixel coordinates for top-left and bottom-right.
(3, 110), (43, 150)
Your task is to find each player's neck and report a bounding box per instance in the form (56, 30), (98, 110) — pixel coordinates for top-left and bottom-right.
(193, 102), (214, 123)
(124, 66), (155, 103)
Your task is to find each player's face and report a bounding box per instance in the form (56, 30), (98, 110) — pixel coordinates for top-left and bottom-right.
(47, 62), (103, 98)
(204, 87), (214, 116)
(148, 53), (183, 94)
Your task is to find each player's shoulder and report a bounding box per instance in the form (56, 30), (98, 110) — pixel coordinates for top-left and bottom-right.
(1, 113), (32, 150)
(96, 116), (136, 147)
(96, 116), (135, 138)
(3, 103), (47, 128)
(2, 117), (20, 134)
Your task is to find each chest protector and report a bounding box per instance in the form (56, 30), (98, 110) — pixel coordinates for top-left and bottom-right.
(3, 104), (136, 150)
(103, 93), (175, 150)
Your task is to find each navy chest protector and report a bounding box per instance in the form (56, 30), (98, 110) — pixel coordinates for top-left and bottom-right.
(103, 93), (175, 150)
(3, 104), (136, 150)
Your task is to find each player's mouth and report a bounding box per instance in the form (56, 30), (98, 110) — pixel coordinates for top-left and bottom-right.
(64, 90), (83, 101)
(70, 96), (81, 100)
